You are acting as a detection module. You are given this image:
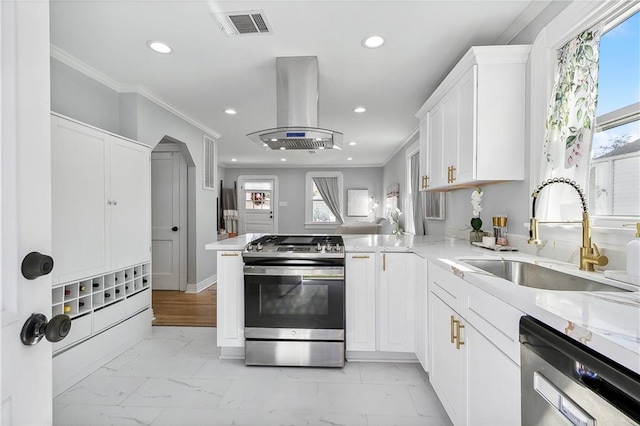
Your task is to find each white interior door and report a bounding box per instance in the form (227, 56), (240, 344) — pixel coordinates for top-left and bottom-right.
(151, 151), (182, 290)
(1, 2), (54, 424)
(238, 178), (277, 234)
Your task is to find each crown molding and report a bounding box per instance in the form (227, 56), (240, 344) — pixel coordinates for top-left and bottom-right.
(497, 1), (552, 44)
(50, 44), (221, 140)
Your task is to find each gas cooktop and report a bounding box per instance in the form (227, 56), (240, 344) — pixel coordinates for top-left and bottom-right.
(243, 235), (344, 258)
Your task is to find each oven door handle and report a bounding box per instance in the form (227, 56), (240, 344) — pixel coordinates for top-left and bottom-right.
(243, 265), (344, 278)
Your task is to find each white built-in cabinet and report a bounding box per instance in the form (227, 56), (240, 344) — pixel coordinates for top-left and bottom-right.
(50, 114), (152, 394)
(216, 250), (245, 347)
(51, 114), (151, 284)
(417, 45), (531, 191)
(428, 261), (522, 426)
(415, 258), (429, 371)
(345, 252), (416, 355)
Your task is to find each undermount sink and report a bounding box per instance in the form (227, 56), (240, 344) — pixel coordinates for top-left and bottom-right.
(460, 259), (631, 292)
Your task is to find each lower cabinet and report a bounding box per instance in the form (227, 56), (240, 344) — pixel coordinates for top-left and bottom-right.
(346, 251), (417, 355)
(216, 250), (244, 347)
(428, 261), (522, 426)
(415, 258), (429, 370)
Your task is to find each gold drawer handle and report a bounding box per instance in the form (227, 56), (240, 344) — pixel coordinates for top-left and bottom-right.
(351, 255), (370, 259)
(456, 322), (465, 350)
(221, 253), (239, 257)
(450, 316), (457, 344)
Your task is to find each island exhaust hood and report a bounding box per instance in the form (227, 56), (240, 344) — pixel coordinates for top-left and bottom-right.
(247, 56), (343, 150)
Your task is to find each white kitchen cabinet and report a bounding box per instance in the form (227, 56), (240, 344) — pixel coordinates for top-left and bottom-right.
(416, 45), (530, 191)
(51, 114), (151, 284)
(428, 261), (523, 426)
(216, 250), (245, 347)
(415, 258), (428, 370)
(378, 252), (416, 353)
(346, 253), (377, 352)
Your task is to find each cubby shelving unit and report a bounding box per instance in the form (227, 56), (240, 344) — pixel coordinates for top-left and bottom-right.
(51, 261), (152, 353)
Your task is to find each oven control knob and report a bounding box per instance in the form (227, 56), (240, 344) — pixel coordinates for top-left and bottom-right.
(246, 244), (253, 251)
(316, 243), (322, 251)
(335, 244), (341, 252)
(256, 243), (263, 251)
(326, 244), (332, 252)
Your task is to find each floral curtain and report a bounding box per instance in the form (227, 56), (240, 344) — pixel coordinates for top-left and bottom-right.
(537, 26), (601, 221)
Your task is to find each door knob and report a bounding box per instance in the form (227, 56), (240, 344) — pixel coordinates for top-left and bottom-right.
(20, 313), (71, 345)
(21, 251), (54, 280)
(172, 226), (179, 232)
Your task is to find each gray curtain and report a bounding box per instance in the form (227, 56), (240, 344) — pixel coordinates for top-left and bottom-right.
(312, 177), (344, 224)
(411, 153), (425, 235)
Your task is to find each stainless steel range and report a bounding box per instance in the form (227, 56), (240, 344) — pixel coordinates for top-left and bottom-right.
(242, 235), (345, 367)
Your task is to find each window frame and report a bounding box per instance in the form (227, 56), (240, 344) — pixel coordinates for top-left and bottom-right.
(529, 1), (640, 241)
(304, 171), (344, 229)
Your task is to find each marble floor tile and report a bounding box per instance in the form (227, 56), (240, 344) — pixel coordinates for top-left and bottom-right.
(53, 404), (162, 426)
(315, 382), (417, 416)
(359, 362), (427, 386)
(177, 337), (220, 357)
(93, 354), (208, 378)
(151, 325), (216, 341)
(408, 381), (451, 420)
(121, 377), (231, 408)
(124, 337), (191, 357)
(217, 380), (317, 412)
(193, 358), (280, 382)
(368, 414), (453, 426)
(275, 360), (362, 383)
(150, 408), (367, 426)
(54, 376), (148, 406)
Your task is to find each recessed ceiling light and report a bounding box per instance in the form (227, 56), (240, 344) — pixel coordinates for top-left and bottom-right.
(231, 158), (237, 162)
(319, 146), (325, 150)
(353, 107), (366, 113)
(362, 35), (385, 49)
(349, 141), (357, 146)
(224, 108), (237, 115)
(347, 157), (353, 161)
(280, 147), (286, 150)
(147, 40), (172, 54)
(271, 138), (278, 142)
(281, 158), (287, 162)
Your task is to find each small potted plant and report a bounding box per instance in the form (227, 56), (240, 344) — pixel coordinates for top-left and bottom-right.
(470, 188), (485, 243)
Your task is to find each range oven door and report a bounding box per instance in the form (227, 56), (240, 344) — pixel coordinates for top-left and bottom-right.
(243, 264), (345, 334)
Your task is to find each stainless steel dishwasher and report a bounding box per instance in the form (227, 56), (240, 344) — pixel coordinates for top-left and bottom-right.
(520, 316), (640, 425)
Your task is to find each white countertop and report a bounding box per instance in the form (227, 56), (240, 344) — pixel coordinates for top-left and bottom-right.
(206, 233), (640, 374)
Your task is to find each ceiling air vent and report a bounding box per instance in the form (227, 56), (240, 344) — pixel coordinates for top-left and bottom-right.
(214, 11), (271, 36)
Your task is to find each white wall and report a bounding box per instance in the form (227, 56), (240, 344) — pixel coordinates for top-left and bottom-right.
(222, 167), (383, 234)
(50, 59), (217, 284)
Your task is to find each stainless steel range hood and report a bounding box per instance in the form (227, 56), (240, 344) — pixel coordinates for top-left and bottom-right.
(247, 56), (343, 150)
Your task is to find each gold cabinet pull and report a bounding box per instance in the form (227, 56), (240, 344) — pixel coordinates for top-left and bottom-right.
(351, 255), (370, 259)
(450, 316), (457, 344)
(422, 175), (430, 189)
(221, 253), (239, 257)
(450, 166), (457, 183)
(447, 166), (452, 184)
(383, 253), (386, 271)
(455, 321), (465, 350)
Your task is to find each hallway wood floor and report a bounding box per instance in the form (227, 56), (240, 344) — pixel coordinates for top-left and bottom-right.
(152, 286), (216, 327)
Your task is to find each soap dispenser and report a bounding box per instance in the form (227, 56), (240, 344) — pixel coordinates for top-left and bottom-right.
(625, 223), (640, 278)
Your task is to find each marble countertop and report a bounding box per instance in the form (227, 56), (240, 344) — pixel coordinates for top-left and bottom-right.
(205, 233), (640, 374)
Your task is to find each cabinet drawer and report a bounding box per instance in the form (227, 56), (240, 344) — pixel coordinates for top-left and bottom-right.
(429, 261), (463, 312)
(52, 314), (92, 353)
(93, 300), (126, 332)
(126, 288), (150, 316)
(462, 283), (523, 364)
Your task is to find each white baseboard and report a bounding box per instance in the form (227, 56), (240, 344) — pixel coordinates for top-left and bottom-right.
(220, 346), (245, 359)
(346, 351), (418, 363)
(53, 309), (152, 396)
(185, 274), (216, 293)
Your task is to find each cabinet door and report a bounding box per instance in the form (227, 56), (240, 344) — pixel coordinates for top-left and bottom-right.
(427, 104), (445, 188)
(378, 253), (416, 353)
(418, 118), (429, 189)
(455, 67), (477, 184)
(51, 116), (110, 283)
(442, 90), (459, 187)
(429, 292), (464, 426)
(110, 136), (151, 268)
(465, 322), (520, 425)
(346, 253), (377, 352)
(415, 258), (428, 371)
(217, 251), (244, 347)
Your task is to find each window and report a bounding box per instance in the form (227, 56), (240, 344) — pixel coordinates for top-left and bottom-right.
(243, 181), (272, 211)
(589, 10), (640, 217)
(305, 171), (343, 228)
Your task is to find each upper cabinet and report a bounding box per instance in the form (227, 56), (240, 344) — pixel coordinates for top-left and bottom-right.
(51, 114), (151, 285)
(416, 45), (531, 191)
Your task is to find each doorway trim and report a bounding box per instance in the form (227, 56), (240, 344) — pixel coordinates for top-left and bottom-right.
(237, 175), (279, 234)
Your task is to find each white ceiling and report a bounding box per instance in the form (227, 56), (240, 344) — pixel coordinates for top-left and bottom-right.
(50, 0), (545, 168)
